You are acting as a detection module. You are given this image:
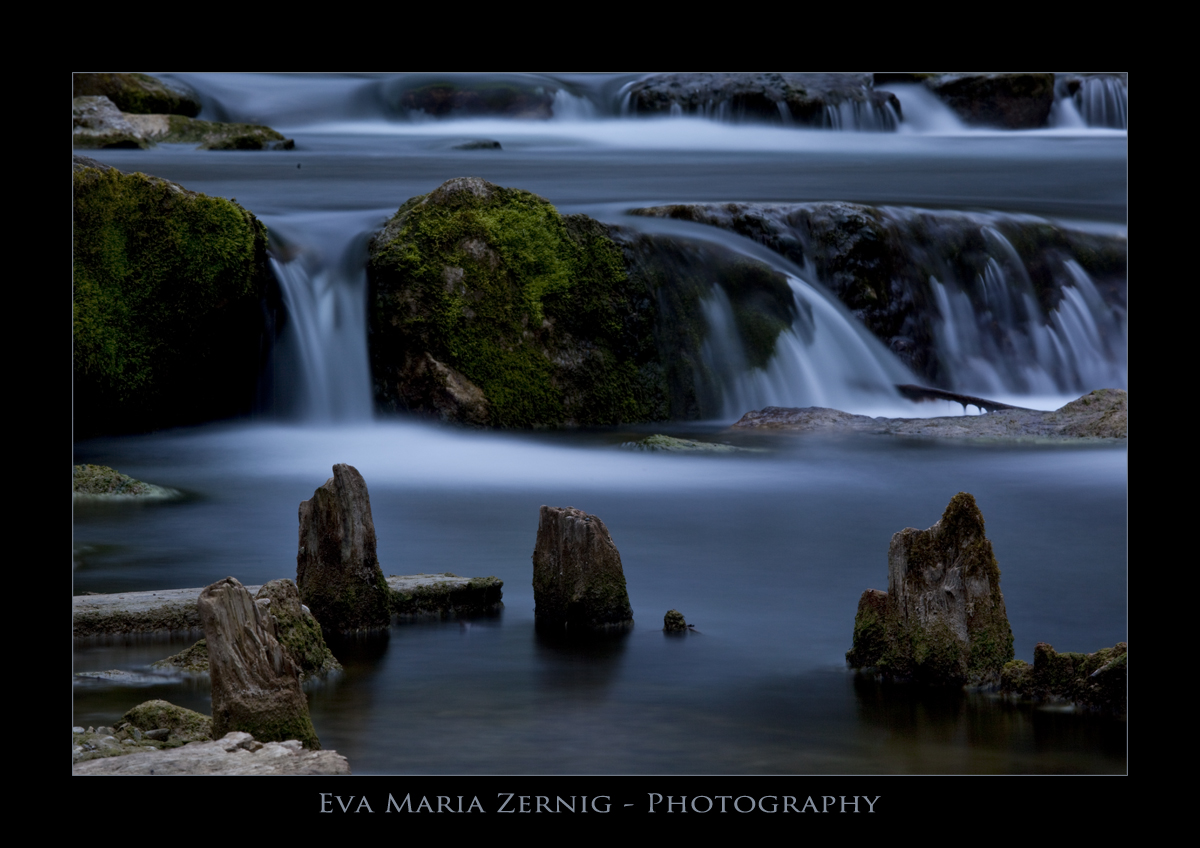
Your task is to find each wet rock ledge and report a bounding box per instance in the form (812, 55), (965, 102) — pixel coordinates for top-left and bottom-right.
(73, 574), (504, 637)
(733, 389), (1126, 441)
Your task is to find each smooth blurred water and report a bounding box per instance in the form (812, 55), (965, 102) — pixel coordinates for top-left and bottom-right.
(74, 74), (1127, 774)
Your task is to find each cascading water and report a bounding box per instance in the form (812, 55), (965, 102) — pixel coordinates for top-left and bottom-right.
(261, 211), (380, 421)
(928, 231), (1126, 398)
(822, 99), (900, 131)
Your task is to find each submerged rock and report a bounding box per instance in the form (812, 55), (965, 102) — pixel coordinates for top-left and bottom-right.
(297, 464), (392, 632)
(532, 506), (633, 633)
(73, 464), (179, 499)
(199, 576), (320, 749)
(624, 73), (901, 129)
(847, 493), (1014, 685)
(73, 156), (277, 436)
(732, 389), (1127, 441)
(1000, 641), (1127, 718)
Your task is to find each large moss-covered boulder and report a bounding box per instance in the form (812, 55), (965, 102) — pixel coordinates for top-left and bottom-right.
(368, 178), (799, 427)
(847, 492), (1014, 685)
(73, 157), (277, 436)
(74, 73), (202, 117)
(122, 699), (213, 743)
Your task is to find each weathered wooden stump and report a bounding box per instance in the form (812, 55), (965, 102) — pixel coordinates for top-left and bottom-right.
(198, 576), (320, 749)
(532, 506), (633, 634)
(297, 463), (392, 632)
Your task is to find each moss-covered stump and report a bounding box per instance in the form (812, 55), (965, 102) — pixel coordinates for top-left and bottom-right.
(199, 576), (321, 750)
(847, 492), (1014, 685)
(1001, 642), (1127, 718)
(73, 157), (277, 436)
(255, 579), (342, 677)
(532, 506), (634, 634)
(297, 464), (392, 633)
(74, 73), (201, 117)
(123, 699), (213, 743)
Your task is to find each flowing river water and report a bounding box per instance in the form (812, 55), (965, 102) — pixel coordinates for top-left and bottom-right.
(73, 73), (1127, 775)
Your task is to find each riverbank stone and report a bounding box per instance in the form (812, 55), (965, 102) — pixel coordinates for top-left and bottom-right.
(532, 506), (633, 633)
(847, 492), (1014, 685)
(198, 576), (320, 749)
(297, 464), (392, 632)
(73, 463), (180, 499)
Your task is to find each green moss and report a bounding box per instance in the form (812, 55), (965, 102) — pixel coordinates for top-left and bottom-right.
(162, 115), (292, 149)
(73, 164), (272, 435)
(122, 699), (212, 743)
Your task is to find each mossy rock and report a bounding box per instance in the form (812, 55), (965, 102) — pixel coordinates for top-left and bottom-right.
(122, 699), (212, 743)
(73, 73), (201, 117)
(620, 434), (742, 452)
(255, 579), (342, 678)
(1001, 642), (1127, 717)
(128, 114), (294, 150)
(368, 178), (664, 427)
(73, 463), (178, 499)
(73, 159), (277, 436)
(152, 638), (211, 673)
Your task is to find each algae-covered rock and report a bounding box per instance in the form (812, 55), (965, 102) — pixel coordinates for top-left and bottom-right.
(74, 73), (201, 117)
(72, 96), (150, 149)
(255, 579), (342, 678)
(199, 576), (321, 749)
(122, 699), (213, 743)
(123, 113), (294, 150)
(620, 434), (742, 452)
(532, 505), (633, 634)
(73, 157), (277, 436)
(1001, 641), (1127, 718)
(368, 178), (666, 427)
(663, 609), (688, 632)
(847, 492), (1014, 685)
(73, 464), (179, 499)
(297, 464), (392, 632)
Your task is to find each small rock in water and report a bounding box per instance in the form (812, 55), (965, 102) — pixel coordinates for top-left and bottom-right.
(454, 139), (502, 150)
(663, 609), (688, 632)
(620, 434), (742, 452)
(532, 506), (633, 634)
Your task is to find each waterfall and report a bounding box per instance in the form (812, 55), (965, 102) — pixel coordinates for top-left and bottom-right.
(822, 99), (900, 131)
(262, 212), (380, 422)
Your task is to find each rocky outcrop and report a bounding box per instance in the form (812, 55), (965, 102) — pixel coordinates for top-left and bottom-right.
(732, 388), (1127, 441)
(532, 506), (633, 633)
(632, 202), (1126, 385)
(74, 73), (201, 117)
(73, 156), (278, 437)
(297, 464), (392, 632)
(73, 731), (350, 775)
(875, 73), (1055, 129)
(73, 96), (294, 150)
(663, 609), (688, 632)
(623, 73), (901, 129)
(73, 464), (180, 499)
(1001, 642), (1127, 718)
(368, 178), (799, 427)
(198, 576), (320, 749)
(846, 493), (1014, 685)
